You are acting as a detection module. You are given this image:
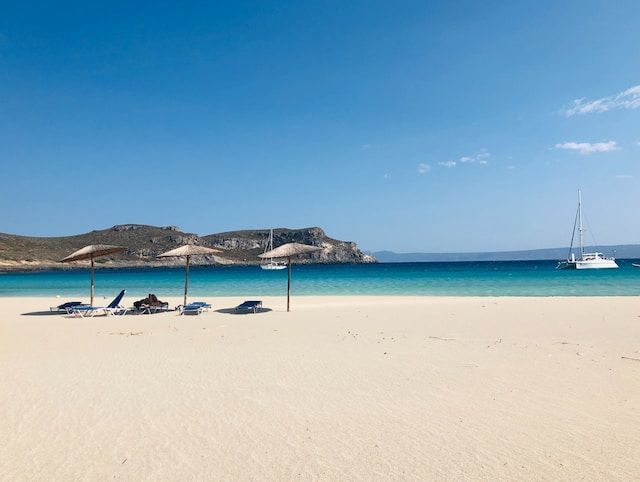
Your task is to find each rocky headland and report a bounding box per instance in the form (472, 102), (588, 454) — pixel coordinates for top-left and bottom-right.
(0, 225), (376, 271)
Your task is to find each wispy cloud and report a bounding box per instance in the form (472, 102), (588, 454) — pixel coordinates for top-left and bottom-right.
(438, 160), (457, 168)
(383, 173), (391, 179)
(459, 150), (490, 165)
(434, 150), (490, 169)
(417, 163), (431, 174)
(555, 141), (619, 155)
(563, 85), (640, 116)
(615, 174), (633, 179)
(506, 165), (515, 170)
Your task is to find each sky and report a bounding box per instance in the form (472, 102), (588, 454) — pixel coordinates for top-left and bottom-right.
(1, 1), (639, 252)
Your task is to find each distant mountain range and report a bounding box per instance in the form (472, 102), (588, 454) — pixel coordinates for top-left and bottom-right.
(373, 245), (640, 263)
(0, 225), (375, 271)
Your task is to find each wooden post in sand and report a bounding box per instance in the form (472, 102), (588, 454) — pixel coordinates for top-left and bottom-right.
(90, 255), (95, 306)
(287, 256), (292, 312)
(184, 255), (190, 307)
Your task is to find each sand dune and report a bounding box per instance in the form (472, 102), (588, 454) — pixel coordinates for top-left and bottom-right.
(2, 296), (640, 480)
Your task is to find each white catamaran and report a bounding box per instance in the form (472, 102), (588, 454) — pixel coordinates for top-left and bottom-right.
(557, 190), (618, 270)
(260, 229), (287, 270)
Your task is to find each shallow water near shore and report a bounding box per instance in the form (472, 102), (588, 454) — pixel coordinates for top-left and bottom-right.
(1, 260), (640, 297)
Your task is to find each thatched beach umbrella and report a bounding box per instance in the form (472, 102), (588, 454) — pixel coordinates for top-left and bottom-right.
(61, 245), (127, 305)
(259, 243), (322, 312)
(157, 245), (222, 306)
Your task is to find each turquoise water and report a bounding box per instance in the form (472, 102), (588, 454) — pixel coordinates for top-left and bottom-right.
(1, 260), (640, 297)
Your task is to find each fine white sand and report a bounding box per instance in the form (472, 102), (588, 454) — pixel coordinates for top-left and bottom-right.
(2, 295), (640, 480)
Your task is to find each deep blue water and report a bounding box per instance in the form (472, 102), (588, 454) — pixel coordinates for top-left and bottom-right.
(1, 260), (640, 298)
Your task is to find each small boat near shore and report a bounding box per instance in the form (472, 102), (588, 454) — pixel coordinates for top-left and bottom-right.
(557, 190), (618, 270)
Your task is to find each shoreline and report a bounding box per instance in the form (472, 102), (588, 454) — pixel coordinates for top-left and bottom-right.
(3, 294), (640, 300)
(0, 260), (367, 273)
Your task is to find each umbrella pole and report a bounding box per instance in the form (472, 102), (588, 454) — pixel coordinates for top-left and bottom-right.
(184, 255), (190, 307)
(90, 255), (95, 306)
(287, 256), (291, 312)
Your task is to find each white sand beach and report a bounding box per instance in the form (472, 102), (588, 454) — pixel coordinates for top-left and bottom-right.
(2, 295), (640, 480)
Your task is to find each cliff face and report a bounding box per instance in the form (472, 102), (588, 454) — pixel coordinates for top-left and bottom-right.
(203, 227), (376, 264)
(0, 225), (375, 270)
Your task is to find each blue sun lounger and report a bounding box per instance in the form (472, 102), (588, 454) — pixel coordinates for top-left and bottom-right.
(178, 302), (212, 315)
(235, 300), (263, 313)
(71, 290), (127, 317)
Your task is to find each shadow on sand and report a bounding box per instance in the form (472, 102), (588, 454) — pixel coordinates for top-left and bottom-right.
(21, 311), (68, 316)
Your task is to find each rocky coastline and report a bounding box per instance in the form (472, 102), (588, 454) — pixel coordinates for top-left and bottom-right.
(0, 225), (376, 271)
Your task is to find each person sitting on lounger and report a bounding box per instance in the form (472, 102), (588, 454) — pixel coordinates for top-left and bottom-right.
(134, 294), (168, 310)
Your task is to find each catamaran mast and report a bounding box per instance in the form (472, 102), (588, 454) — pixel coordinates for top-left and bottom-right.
(578, 189), (584, 258)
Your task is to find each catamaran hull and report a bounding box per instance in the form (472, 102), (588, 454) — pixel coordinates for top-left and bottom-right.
(558, 259), (619, 269)
(576, 259), (618, 269)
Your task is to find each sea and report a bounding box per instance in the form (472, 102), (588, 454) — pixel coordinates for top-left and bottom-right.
(1, 260), (640, 297)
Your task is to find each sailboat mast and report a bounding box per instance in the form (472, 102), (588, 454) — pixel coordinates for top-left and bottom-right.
(269, 229), (274, 263)
(578, 189), (584, 257)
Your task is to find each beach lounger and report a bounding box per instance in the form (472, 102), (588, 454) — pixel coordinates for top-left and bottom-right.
(134, 304), (172, 314)
(71, 290), (126, 317)
(50, 301), (84, 313)
(132, 294), (170, 314)
(176, 301), (211, 315)
(180, 304), (203, 315)
(235, 300), (263, 313)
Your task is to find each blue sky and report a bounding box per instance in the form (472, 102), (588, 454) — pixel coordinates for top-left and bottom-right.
(1, 1), (639, 252)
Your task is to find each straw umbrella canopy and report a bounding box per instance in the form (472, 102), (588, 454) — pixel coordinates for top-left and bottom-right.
(157, 244), (222, 306)
(61, 245), (127, 305)
(259, 243), (322, 312)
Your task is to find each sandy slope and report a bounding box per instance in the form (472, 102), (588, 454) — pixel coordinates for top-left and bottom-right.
(1, 295), (640, 480)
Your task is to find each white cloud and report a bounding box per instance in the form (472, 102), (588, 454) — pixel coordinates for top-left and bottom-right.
(563, 85), (640, 116)
(417, 163), (431, 174)
(615, 174), (633, 179)
(459, 150), (490, 165)
(432, 150), (490, 170)
(506, 165), (515, 170)
(438, 160), (457, 168)
(555, 141), (619, 155)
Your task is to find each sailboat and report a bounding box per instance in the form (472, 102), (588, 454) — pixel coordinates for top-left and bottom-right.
(557, 190), (618, 269)
(260, 229), (287, 270)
